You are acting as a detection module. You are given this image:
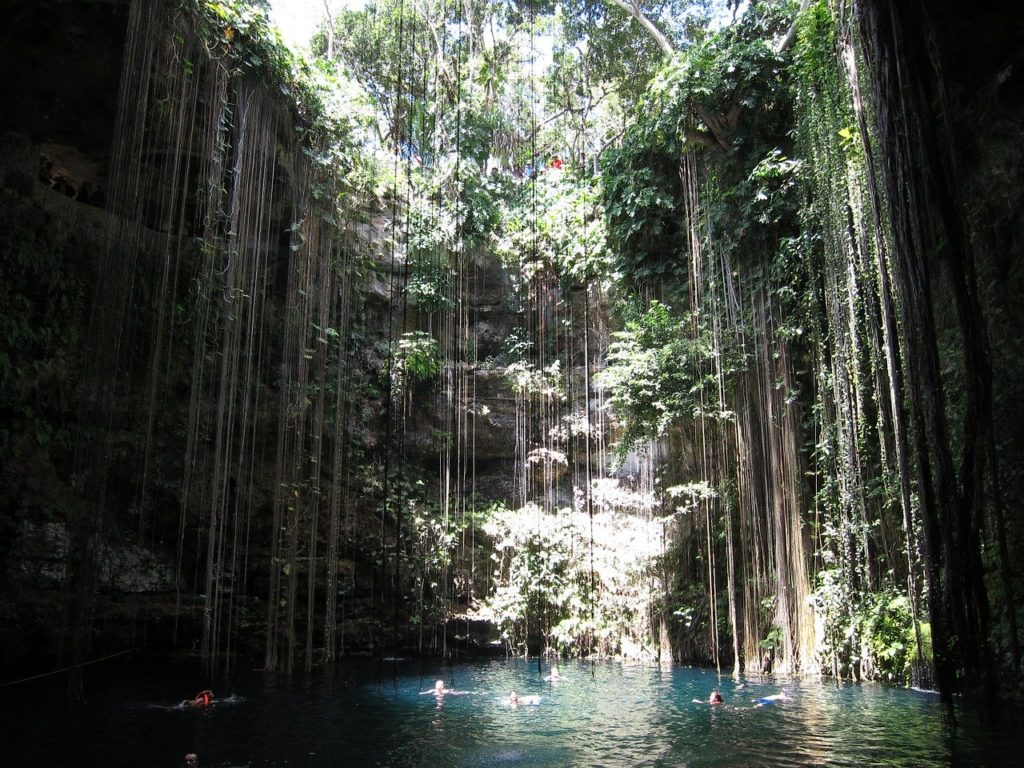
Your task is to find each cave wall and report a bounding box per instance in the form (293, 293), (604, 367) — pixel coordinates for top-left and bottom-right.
(0, 0), (533, 675)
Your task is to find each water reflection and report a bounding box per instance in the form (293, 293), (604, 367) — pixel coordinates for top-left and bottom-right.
(6, 657), (1024, 766)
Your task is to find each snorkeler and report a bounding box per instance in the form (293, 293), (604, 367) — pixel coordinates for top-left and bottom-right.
(755, 691), (789, 706)
(184, 690), (213, 708)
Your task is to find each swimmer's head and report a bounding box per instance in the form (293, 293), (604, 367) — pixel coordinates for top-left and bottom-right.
(434, 680), (445, 692)
(509, 689), (518, 703)
(184, 754), (198, 767)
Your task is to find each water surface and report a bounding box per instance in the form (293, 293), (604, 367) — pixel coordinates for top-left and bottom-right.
(7, 657), (1023, 766)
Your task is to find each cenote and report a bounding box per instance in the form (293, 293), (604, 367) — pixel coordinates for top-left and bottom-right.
(3, 0), (1024, 761)
(8, 659), (1024, 767)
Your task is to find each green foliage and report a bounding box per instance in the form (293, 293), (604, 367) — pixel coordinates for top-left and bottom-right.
(665, 480), (717, 515)
(527, 0), (719, 109)
(318, 0), (517, 166)
(504, 359), (565, 402)
(739, 148), (803, 239)
(405, 263), (454, 313)
(189, 0), (375, 181)
(760, 624), (784, 650)
(0, 204), (89, 455)
(601, 2), (798, 288)
(647, 3), (791, 132)
(483, 503), (579, 653)
(791, 0), (840, 89)
(406, 495), (461, 626)
(318, 0), (426, 122)
(457, 161), (505, 244)
(601, 147), (682, 284)
(395, 331), (441, 384)
(481, 499), (665, 657)
(491, 169), (612, 286)
(598, 301), (717, 454)
(791, 1), (933, 688)
(860, 591), (916, 683)
(397, 153), (513, 287)
(813, 568), (919, 685)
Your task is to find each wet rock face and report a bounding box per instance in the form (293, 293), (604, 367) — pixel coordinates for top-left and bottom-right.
(37, 143), (105, 204)
(0, 0), (126, 212)
(0, 0), (578, 667)
(0, 0), (127, 158)
(359, 230), (527, 508)
(10, 521), (176, 593)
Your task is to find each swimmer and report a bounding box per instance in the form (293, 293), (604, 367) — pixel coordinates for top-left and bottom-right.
(183, 753), (198, 768)
(183, 690), (213, 708)
(544, 665), (562, 682)
(506, 689), (541, 706)
(423, 679), (460, 695)
(691, 690), (724, 705)
(421, 679), (470, 697)
(755, 691), (789, 706)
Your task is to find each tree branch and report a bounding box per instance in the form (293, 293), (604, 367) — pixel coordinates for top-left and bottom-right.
(684, 128), (724, 151)
(775, 0), (811, 55)
(605, 0), (675, 57)
(692, 102), (737, 151)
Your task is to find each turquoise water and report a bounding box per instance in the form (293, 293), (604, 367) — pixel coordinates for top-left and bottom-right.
(7, 658), (1024, 766)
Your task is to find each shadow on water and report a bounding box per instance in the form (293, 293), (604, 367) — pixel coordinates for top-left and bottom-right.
(6, 657), (1024, 767)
